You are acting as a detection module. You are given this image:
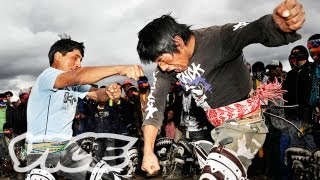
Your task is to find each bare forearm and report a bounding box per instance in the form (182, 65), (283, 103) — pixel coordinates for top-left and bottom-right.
(75, 66), (124, 85)
(54, 64), (143, 89)
(143, 125), (158, 153)
(87, 88), (109, 102)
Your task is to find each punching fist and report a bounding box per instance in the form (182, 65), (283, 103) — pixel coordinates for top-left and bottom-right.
(119, 65), (144, 81)
(273, 0), (305, 32)
(105, 83), (121, 101)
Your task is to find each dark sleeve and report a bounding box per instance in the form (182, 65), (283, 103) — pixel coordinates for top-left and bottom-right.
(142, 69), (176, 130)
(221, 14), (301, 61)
(5, 107), (13, 127)
(133, 98), (142, 131)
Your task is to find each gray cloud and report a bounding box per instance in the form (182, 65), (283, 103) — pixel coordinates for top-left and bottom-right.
(0, 0), (318, 95)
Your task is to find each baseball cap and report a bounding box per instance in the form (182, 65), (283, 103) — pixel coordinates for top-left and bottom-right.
(266, 60), (282, 69)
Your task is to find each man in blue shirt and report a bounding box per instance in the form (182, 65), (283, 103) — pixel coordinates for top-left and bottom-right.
(25, 36), (144, 179)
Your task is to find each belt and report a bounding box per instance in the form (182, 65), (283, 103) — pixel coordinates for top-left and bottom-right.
(206, 97), (261, 127)
(26, 141), (69, 154)
(206, 81), (286, 127)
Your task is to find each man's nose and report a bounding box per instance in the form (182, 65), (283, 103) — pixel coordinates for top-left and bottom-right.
(158, 64), (168, 71)
(75, 59), (81, 68)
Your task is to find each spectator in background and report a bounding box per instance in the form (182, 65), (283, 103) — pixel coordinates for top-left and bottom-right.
(161, 107), (179, 141)
(4, 91), (13, 107)
(288, 54), (298, 70)
(248, 61), (268, 179)
(121, 80), (134, 99)
(307, 34), (320, 61)
(264, 60), (287, 179)
(283, 45), (317, 150)
(5, 95), (20, 134)
(252, 61), (268, 90)
(16, 93), (28, 135)
(307, 34), (320, 148)
(0, 94), (6, 139)
(266, 60), (286, 83)
(138, 76), (150, 118)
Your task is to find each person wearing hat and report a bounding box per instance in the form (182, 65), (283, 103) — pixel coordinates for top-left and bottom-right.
(307, 34), (320, 61)
(307, 34), (320, 149)
(266, 60), (287, 83)
(283, 45), (317, 154)
(138, 76), (150, 116)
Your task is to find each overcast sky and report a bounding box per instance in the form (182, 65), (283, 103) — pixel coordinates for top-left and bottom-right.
(0, 0), (318, 95)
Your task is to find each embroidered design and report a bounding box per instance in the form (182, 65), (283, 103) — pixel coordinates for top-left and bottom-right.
(206, 81), (286, 127)
(233, 22), (249, 31)
(145, 71), (159, 119)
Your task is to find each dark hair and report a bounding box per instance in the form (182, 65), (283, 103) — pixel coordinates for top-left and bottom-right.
(137, 14), (193, 64)
(252, 61), (265, 72)
(4, 91), (13, 97)
(3, 122), (12, 130)
(163, 106), (177, 125)
(90, 84), (99, 89)
(48, 35), (85, 65)
(308, 34), (320, 41)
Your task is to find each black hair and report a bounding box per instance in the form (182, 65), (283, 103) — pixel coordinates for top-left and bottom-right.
(137, 14), (193, 64)
(308, 34), (320, 41)
(4, 91), (13, 97)
(252, 61), (265, 72)
(48, 34), (85, 66)
(3, 123), (12, 130)
(163, 106), (177, 126)
(90, 84), (99, 89)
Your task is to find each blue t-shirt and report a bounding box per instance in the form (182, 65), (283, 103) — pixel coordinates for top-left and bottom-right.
(26, 67), (91, 143)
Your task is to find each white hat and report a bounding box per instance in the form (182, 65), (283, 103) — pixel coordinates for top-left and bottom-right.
(266, 60), (282, 69)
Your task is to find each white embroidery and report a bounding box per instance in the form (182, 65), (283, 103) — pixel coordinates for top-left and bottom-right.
(145, 71), (159, 119)
(233, 22), (249, 31)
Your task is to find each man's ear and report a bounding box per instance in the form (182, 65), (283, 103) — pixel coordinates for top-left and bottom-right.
(54, 52), (62, 62)
(173, 36), (185, 49)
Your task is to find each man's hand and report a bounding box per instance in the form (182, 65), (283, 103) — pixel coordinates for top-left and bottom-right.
(119, 65), (144, 81)
(141, 152), (160, 175)
(105, 83), (121, 101)
(273, 0), (305, 32)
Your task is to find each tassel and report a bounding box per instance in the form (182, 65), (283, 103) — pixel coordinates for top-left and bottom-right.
(254, 79), (286, 105)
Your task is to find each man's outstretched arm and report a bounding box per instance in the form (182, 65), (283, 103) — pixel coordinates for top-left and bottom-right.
(54, 65), (144, 89)
(141, 124), (160, 175)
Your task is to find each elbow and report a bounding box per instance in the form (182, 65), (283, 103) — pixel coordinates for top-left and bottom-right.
(73, 69), (86, 85)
